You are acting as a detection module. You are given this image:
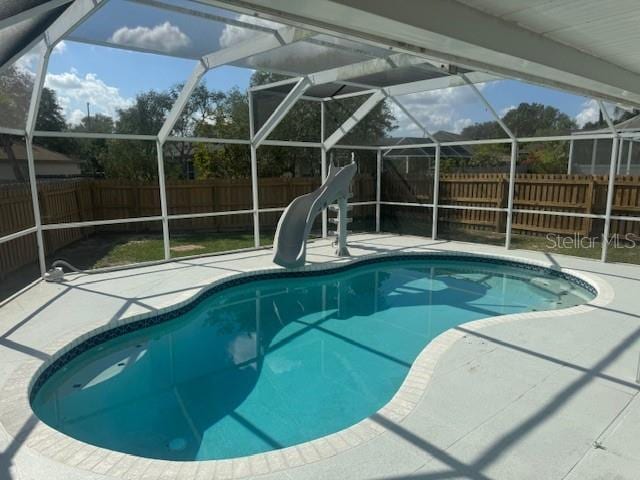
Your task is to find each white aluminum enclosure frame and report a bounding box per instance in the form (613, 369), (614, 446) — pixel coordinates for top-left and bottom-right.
(2, 0), (638, 285)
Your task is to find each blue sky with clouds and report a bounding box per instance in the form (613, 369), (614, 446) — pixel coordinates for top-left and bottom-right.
(34, 0), (599, 135)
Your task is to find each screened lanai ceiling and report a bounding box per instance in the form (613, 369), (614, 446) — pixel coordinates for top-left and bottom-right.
(207, 0), (640, 108)
(0, 0), (72, 68)
(0, 0), (504, 128)
(0, 0), (490, 93)
(3, 0), (640, 112)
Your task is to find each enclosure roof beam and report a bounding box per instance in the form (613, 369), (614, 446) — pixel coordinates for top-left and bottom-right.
(26, 41), (52, 137)
(598, 100), (618, 135)
(253, 76), (311, 147)
(383, 71), (498, 97)
(323, 90), (386, 150)
(460, 73), (514, 140)
(308, 53), (433, 86)
(389, 96), (439, 145)
(0, 0), (73, 31)
(0, 0), (107, 76)
(157, 25), (313, 144)
(249, 52), (434, 94)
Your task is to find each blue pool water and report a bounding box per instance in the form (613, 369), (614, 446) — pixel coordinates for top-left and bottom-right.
(31, 258), (594, 460)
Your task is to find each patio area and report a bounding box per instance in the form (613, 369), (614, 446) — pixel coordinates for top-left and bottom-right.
(1, 233), (639, 480)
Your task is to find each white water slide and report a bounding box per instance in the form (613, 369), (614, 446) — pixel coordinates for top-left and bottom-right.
(272, 160), (356, 268)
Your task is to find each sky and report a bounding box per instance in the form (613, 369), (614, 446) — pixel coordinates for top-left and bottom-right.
(15, 0), (601, 135)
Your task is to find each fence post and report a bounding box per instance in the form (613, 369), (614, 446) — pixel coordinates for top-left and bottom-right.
(505, 140), (518, 249)
(584, 178), (595, 237)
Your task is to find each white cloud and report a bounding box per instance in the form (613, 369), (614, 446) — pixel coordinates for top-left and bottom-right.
(109, 22), (191, 53)
(392, 86), (481, 136)
(68, 109), (86, 126)
(13, 41), (67, 75)
(575, 99), (599, 127)
(219, 15), (281, 48)
(499, 104), (516, 117)
(45, 71), (134, 124)
(53, 41), (67, 55)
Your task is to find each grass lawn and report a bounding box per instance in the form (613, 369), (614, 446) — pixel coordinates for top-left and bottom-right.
(91, 232), (273, 268)
(436, 228), (640, 265)
(49, 228), (640, 271)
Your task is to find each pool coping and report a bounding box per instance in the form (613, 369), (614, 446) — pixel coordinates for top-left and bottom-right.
(0, 250), (615, 480)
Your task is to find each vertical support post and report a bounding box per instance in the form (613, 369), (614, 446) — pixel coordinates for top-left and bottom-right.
(248, 91), (260, 248)
(505, 140), (518, 249)
(155, 140), (170, 260)
(25, 43), (50, 277)
(376, 149), (382, 233)
(321, 101), (328, 238)
(25, 138), (46, 276)
(627, 141), (633, 175)
(601, 135), (620, 262)
(616, 138), (624, 175)
(567, 139), (574, 174)
(591, 138), (598, 174)
(636, 351), (640, 384)
(336, 197), (349, 256)
(432, 144), (441, 240)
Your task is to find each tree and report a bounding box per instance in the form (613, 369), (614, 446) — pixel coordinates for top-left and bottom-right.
(459, 103), (578, 173)
(34, 87), (75, 154)
(461, 102), (576, 139)
(102, 91), (174, 181)
(69, 113), (115, 176)
(0, 66), (33, 182)
(169, 83), (226, 178)
(35, 88), (66, 132)
(192, 88), (251, 179)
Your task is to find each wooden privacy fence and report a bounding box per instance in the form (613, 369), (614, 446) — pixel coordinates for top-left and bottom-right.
(382, 171), (640, 237)
(0, 175), (375, 277)
(2, 172), (639, 277)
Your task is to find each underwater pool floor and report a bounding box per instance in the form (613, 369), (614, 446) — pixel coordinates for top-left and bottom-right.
(1, 234), (639, 480)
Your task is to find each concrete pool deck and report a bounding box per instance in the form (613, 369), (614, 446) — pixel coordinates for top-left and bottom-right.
(0, 233), (639, 480)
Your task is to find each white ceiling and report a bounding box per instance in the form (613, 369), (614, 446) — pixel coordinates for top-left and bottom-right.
(458, 0), (640, 74)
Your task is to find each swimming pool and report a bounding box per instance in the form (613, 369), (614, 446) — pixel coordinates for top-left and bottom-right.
(30, 256), (595, 461)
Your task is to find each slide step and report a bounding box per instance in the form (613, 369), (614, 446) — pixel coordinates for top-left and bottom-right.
(328, 218), (353, 224)
(328, 204), (353, 212)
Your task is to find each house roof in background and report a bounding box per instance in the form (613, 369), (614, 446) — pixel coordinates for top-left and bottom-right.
(0, 141), (81, 163)
(573, 114), (640, 135)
